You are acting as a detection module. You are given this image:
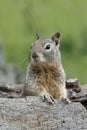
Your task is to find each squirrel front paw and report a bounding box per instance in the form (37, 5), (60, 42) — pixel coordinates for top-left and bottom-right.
(61, 97), (71, 104)
(41, 92), (56, 104)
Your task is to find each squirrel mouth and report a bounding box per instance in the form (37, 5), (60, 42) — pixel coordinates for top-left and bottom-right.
(33, 57), (39, 63)
(32, 52), (39, 63)
(32, 52), (38, 58)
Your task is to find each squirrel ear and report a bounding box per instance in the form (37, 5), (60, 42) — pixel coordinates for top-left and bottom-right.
(36, 33), (40, 40)
(52, 32), (60, 45)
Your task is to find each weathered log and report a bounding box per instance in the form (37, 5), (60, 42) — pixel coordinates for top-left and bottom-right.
(0, 83), (24, 98)
(66, 79), (87, 107)
(66, 78), (81, 93)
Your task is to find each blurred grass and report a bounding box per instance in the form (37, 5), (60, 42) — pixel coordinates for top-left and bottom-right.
(0, 0), (87, 84)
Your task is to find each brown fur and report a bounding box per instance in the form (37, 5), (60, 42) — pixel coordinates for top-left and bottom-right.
(29, 62), (65, 99)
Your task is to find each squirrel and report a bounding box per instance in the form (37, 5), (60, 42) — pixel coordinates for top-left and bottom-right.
(23, 32), (69, 104)
(0, 32), (69, 103)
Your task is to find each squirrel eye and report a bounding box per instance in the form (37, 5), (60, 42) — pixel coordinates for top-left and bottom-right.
(45, 44), (50, 50)
(44, 43), (52, 51)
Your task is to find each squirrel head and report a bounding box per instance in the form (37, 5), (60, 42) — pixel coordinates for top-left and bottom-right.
(30, 32), (61, 64)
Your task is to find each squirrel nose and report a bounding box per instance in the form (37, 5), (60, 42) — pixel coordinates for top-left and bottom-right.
(32, 52), (38, 59)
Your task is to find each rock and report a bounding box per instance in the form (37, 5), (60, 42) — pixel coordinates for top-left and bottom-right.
(0, 65), (24, 84)
(0, 96), (87, 130)
(0, 45), (24, 84)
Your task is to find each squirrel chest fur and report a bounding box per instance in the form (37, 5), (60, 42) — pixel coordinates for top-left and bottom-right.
(24, 32), (67, 104)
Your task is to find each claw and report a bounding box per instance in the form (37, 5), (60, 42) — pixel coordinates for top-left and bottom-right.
(61, 97), (71, 104)
(42, 93), (55, 104)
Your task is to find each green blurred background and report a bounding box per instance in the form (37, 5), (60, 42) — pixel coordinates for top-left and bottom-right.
(0, 0), (87, 84)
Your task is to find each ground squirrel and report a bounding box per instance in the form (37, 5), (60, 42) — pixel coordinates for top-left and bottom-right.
(23, 32), (68, 104)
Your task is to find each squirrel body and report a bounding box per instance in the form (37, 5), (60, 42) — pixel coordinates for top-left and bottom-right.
(24, 33), (68, 103)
